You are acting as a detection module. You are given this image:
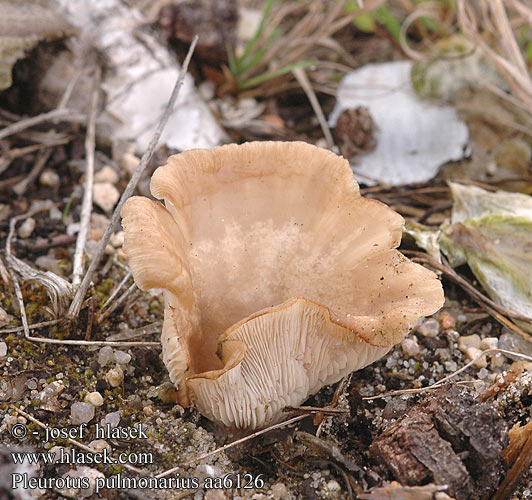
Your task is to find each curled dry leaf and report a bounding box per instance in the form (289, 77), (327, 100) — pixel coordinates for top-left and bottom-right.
(121, 141), (444, 429)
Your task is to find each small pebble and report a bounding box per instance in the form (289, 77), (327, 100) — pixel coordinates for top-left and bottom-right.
(480, 337), (498, 351)
(458, 334), (481, 352)
(88, 439), (111, 452)
(85, 391), (104, 407)
(39, 381), (65, 402)
(26, 378), (37, 390)
(401, 338), (420, 357)
(71, 402), (95, 425)
(326, 480), (341, 492)
(465, 347), (487, 368)
(439, 311), (456, 330)
(105, 365), (124, 387)
(94, 166), (119, 184)
(0, 342), (7, 358)
(0, 307), (8, 325)
(143, 406), (153, 417)
(18, 217), (36, 239)
(120, 152), (140, 177)
(102, 411), (121, 429)
(417, 318), (439, 337)
(270, 482), (290, 500)
(98, 346), (114, 366)
(114, 350), (131, 365)
(39, 169), (60, 187)
(478, 368), (489, 379)
(93, 182), (120, 213)
(111, 231), (124, 248)
(158, 382), (179, 403)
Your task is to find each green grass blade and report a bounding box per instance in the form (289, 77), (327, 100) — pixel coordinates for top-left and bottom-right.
(239, 60), (315, 89)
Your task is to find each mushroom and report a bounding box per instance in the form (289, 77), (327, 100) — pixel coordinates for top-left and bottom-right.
(121, 141), (444, 430)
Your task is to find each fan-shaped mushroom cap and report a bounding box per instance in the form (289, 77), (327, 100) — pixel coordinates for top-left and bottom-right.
(121, 141), (444, 429)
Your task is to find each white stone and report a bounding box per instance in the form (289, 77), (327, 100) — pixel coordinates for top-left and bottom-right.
(94, 165), (119, 184)
(114, 350), (131, 365)
(102, 411), (121, 428)
(326, 480), (341, 492)
(417, 318), (440, 337)
(0, 342), (7, 358)
(329, 61), (469, 185)
(105, 365), (124, 387)
(465, 347), (487, 368)
(458, 334), (481, 352)
(271, 482), (290, 500)
(39, 169), (60, 187)
(401, 338), (420, 357)
(0, 306), (8, 324)
(110, 231), (124, 247)
(88, 439), (111, 452)
(18, 217), (36, 239)
(480, 337), (498, 351)
(93, 182), (120, 213)
(71, 402), (95, 424)
(85, 391), (104, 407)
(98, 346), (114, 366)
(120, 152), (140, 177)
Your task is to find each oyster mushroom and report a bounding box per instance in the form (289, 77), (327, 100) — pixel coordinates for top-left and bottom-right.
(121, 141), (444, 429)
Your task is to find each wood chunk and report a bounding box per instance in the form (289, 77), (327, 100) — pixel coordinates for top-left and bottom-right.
(369, 385), (508, 500)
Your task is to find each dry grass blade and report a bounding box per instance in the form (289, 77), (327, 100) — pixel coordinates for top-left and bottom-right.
(72, 66), (101, 288)
(0, 108), (85, 141)
(458, 0), (532, 111)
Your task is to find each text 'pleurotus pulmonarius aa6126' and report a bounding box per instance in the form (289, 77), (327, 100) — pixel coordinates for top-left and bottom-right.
(120, 141), (444, 430)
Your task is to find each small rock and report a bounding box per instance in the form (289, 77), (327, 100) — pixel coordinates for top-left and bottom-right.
(158, 382), (179, 403)
(98, 346), (114, 366)
(35, 255), (63, 274)
(71, 402), (95, 425)
(271, 483), (290, 500)
(465, 347), (487, 368)
(114, 350), (131, 365)
(0, 342), (7, 358)
(198, 80), (215, 101)
(39, 381), (65, 403)
(120, 152), (140, 177)
(143, 406), (154, 416)
(105, 365), (124, 387)
(326, 480), (341, 492)
(499, 331), (532, 358)
(26, 378), (37, 390)
(85, 391), (104, 407)
(39, 169), (60, 187)
(401, 338), (420, 357)
(417, 318), (440, 337)
(93, 182), (120, 213)
(70, 466), (105, 498)
(18, 217), (36, 239)
(0, 307), (8, 325)
(205, 491), (228, 500)
(88, 439), (111, 453)
(110, 231), (124, 247)
(94, 165), (119, 184)
(480, 337), (498, 351)
(439, 311), (456, 330)
(458, 334), (481, 352)
(102, 411), (121, 429)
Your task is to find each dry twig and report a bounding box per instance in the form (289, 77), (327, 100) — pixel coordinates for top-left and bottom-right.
(67, 35), (199, 319)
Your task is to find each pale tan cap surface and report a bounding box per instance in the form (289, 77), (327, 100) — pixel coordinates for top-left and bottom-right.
(121, 141), (444, 429)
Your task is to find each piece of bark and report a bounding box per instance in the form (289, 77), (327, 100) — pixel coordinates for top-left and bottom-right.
(492, 420), (532, 500)
(369, 385), (508, 500)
